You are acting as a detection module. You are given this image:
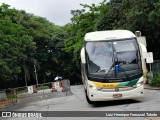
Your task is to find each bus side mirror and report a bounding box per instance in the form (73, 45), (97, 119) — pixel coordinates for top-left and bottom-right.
(139, 43), (147, 59)
(81, 47), (86, 63)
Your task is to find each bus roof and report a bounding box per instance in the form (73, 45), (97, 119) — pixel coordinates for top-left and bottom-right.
(84, 30), (136, 41)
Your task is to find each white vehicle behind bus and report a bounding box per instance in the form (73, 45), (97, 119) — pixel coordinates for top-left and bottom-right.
(80, 30), (147, 104)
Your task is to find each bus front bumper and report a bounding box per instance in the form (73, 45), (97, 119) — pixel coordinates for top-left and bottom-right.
(88, 85), (144, 101)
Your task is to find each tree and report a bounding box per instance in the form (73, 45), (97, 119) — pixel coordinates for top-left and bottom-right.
(64, 0), (160, 84)
(0, 3), (67, 88)
(0, 4), (36, 88)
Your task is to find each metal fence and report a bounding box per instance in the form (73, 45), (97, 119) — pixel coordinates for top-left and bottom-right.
(0, 79), (72, 109)
(151, 60), (160, 74)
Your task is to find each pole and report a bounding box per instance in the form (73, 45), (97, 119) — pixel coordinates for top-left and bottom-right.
(24, 59), (27, 87)
(34, 64), (38, 85)
(149, 63), (152, 72)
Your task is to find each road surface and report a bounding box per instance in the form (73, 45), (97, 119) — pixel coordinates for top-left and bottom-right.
(1, 85), (160, 120)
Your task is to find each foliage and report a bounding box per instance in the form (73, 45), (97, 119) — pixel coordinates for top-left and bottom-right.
(151, 73), (160, 87)
(0, 4), (36, 86)
(37, 85), (49, 90)
(1, 0), (160, 87)
(65, 0), (160, 84)
(0, 3), (66, 88)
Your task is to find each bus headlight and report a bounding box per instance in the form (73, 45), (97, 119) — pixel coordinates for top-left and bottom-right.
(88, 84), (97, 90)
(133, 81), (144, 88)
(88, 82), (101, 90)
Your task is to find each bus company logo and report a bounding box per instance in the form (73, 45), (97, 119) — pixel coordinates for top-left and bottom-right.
(103, 84), (114, 87)
(115, 88), (119, 92)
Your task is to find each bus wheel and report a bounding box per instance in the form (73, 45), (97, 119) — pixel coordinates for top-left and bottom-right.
(85, 90), (94, 104)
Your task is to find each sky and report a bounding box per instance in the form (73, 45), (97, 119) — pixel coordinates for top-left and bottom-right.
(0, 0), (104, 26)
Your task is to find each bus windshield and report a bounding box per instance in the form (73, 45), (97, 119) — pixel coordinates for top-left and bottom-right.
(86, 39), (142, 81)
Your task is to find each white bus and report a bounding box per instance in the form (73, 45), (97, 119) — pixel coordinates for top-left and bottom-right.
(80, 30), (147, 104)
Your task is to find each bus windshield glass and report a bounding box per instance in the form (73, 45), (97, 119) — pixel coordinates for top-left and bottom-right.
(86, 39), (142, 81)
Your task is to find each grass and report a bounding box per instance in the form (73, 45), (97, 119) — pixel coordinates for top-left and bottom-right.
(36, 85), (50, 90)
(5, 93), (17, 103)
(16, 89), (27, 94)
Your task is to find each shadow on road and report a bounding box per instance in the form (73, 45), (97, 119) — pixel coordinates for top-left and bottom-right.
(91, 99), (142, 107)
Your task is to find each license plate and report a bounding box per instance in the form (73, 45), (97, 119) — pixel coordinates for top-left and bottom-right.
(113, 94), (122, 98)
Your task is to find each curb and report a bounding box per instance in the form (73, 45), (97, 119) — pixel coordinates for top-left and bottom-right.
(144, 86), (160, 90)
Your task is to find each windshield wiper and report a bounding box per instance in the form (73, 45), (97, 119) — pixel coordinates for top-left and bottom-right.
(103, 63), (115, 82)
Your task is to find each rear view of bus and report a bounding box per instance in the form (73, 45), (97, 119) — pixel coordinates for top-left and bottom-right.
(81, 30), (145, 104)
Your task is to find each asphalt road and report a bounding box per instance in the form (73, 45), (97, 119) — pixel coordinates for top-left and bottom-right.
(1, 85), (160, 120)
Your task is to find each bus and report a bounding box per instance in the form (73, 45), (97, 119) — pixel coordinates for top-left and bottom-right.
(80, 30), (147, 104)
